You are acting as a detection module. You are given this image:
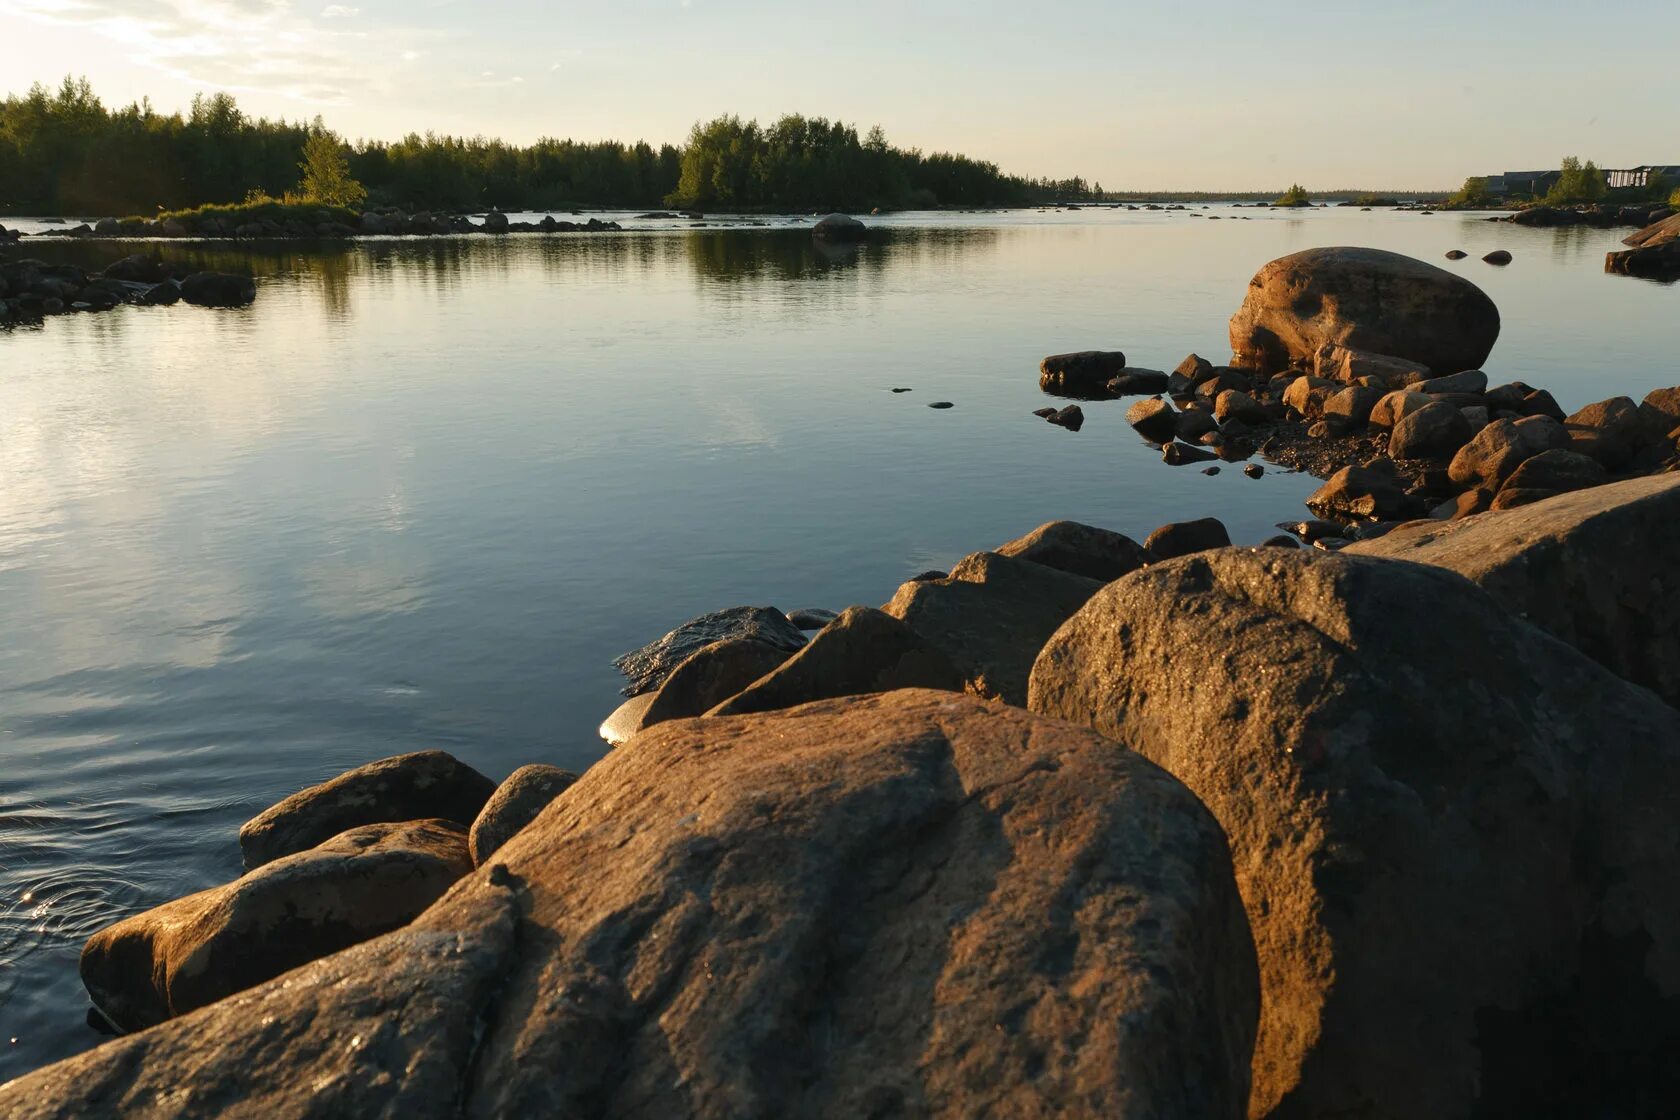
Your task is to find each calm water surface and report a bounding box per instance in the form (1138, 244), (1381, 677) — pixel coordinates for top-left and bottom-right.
(1, 207), (1674, 1079)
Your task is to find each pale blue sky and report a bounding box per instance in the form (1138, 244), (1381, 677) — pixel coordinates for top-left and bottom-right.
(3, 0), (1673, 189)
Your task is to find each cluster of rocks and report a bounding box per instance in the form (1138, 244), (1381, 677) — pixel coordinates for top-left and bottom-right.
(1607, 210), (1680, 280)
(1040, 247), (1680, 535)
(0, 252), (254, 324)
(19, 209), (623, 241)
(7, 239), (1680, 1117)
(7, 471), (1680, 1117)
(1498, 201), (1674, 230)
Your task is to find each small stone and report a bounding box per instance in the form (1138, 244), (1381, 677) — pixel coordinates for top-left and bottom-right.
(1445, 250), (1467, 260)
(786, 608), (839, 630)
(928, 401), (954, 409)
(1482, 250), (1512, 265)
(1032, 407), (1057, 418)
(1126, 398), (1178, 442)
(1047, 405), (1084, 431)
(890, 387), (913, 393)
(1203, 466), (1221, 475)
(1163, 441), (1219, 466)
(1244, 464), (1264, 479)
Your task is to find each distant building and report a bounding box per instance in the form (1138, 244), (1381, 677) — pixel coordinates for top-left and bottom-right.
(1604, 165), (1680, 189)
(1479, 164), (1680, 198)
(1482, 170), (1561, 198)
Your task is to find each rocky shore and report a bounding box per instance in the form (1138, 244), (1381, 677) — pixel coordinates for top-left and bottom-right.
(0, 252), (254, 323)
(3, 207), (623, 242)
(4, 242), (1679, 1118)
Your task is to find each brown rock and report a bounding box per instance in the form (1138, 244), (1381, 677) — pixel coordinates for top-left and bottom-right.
(1447, 415), (1571, 492)
(1145, 517), (1231, 559)
(1489, 486), (1558, 510)
(1282, 375), (1337, 418)
(1321, 384), (1384, 427)
(1040, 350), (1128, 397)
(469, 765), (579, 865)
(1368, 389), (1432, 429)
(83, 819), (472, 1030)
(1125, 397), (1177, 441)
(1228, 247), (1500, 376)
(1306, 463), (1417, 521)
(882, 552), (1101, 705)
(239, 751), (496, 870)
(1215, 389), (1268, 426)
(1348, 474), (1680, 706)
(995, 519), (1150, 582)
(708, 606), (962, 715)
(1501, 448), (1609, 495)
(1029, 548), (1680, 1119)
(3, 692), (1263, 1119)
(633, 637), (794, 730)
(1313, 345), (1431, 387)
(1564, 396), (1644, 470)
(1388, 400), (1474, 461)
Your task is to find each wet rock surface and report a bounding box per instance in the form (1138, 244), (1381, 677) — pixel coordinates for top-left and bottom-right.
(611, 605), (807, 696)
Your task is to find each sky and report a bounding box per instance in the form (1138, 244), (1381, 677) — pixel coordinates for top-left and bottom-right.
(2, 0), (1674, 190)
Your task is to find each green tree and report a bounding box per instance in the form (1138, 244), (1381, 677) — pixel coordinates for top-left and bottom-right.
(1447, 176), (1491, 208)
(297, 120), (366, 207)
(1274, 183), (1311, 207)
(1546, 156), (1606, 205)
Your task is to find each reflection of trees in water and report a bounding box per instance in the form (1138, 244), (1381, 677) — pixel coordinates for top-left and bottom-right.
(9, 226), (1005, 319)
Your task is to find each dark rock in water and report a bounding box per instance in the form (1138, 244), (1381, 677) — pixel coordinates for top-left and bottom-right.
(1126, 397), (1178, 441)
(1028, 547), (1680, 1119)
(995, 520), (1150, 583)
(82, 819), (472, 1030)
(890, 387), (913, 393)
(1163, 440), (1218, 466)
(1499, 449), (1609, 496)
(1445, 249), (1467, 260)
(239, 750), (496, 870)
(1106, 367), (1170, 395)
(103, 253), (166, 283)
(1349, 474), (1680, 707)
(1448, 415), (1571, 492)
(1306, 462), (1418, 521)
(1031, 406), (1057, 418)
(1145, 517), (1231, 559)
(613, 605), (805, 696)
(928, 400), (954, 409)
(1244, 463), (1265, 478)
(1607, 240), (1680, 280)
(1046, 404), (1084, 430)
(1482, 249), (1512, 265)
(710, 607), (962, 716)
(481, 209), (510, 233)
(1175, 408), (1219, 443)
(1229, 247), (1500, 378)
(636, 637), (793, 731)
(812, 212), (867, 241)
(1202, 466), (1221, 475)
(180, 271), (255, 307)
(882, 552), (1101, 705)
(786, 607), (839, 630)
(1040, 350), (1128, 397)
(140, 281), (181, 306)
(1259, 533), (1299, 547)
(0, 691), (1261, 1119)
(469, 765), (579, 866)
(1175, 353), (1214, 381)
(1388, 400), (1474, 461)
(1277, 518), (1346, 543)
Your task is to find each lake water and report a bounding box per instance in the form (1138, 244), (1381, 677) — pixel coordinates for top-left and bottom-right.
(0, 206), (1674, 1081)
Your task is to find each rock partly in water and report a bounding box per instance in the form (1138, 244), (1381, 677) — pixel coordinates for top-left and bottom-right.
(635, 637), (794, 730)
(1305, 462), (1418, 521)
(811, 213), (867, 241)
(785, 607), (839, 630)
(611, 605), (806, 696)
(1228, 247), (1500, 377)
(179, 271), (256, 307)
(1040, 350), (1129, 397)
(1144, 517), (1231, 560)
(468, 765), (579, 866)
(882, 552), (1101, 705)
(238, 750), (496, 870)
(83, 819), (473, 1030)
(4, 691), (1261, 1120)
(708, 606), (962, 715)
(1029, 548), (1680, 1120)
(995, 520), (1150, 583)
(1125, 397), (1178, 441)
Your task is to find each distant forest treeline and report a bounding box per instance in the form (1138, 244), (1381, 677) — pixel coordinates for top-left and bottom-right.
(0, 77), (1094, 215)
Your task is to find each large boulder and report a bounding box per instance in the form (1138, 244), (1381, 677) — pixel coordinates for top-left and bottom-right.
(239, 750), (496, 869)
(812, 212), (867, 242)
(1028, 549), (1680, 1119)
(1387, 399), (1474, 460)
(82, 819), (472, 1031)
(1228, 248), (1500, 377)
(1348, 474), (1680, 707)
(468, 765), (579, 865)
(994, 519), (1150, 582)
(709, 606), (960, 715)
(882, 552), (1101, 705)
(1448, 414), (1571, 492)
(179, 271), (256, 307)
(2, 692), (1261, 1119)
(612, 605), (806, 696)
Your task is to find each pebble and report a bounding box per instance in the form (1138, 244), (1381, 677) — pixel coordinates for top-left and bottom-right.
(1244, 464), (1264, 479)
(1202, 466), (1221, 475)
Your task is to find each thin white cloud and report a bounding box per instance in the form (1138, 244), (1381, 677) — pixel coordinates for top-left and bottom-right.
(1, 0), (409, 105)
